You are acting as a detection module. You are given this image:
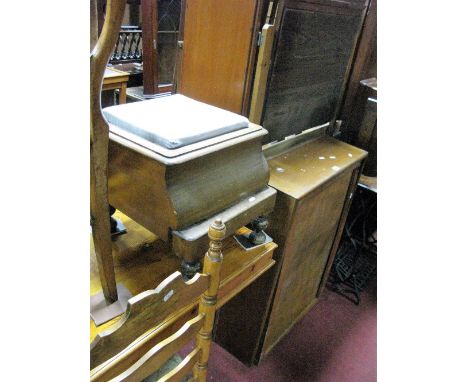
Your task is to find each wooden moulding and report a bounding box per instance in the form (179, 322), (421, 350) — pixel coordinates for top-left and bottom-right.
(172, 186), (277, 263)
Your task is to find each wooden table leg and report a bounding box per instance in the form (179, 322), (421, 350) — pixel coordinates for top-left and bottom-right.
(119, 82), (127, 104)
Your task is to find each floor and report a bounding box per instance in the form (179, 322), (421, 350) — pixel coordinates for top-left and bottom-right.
(206, 280), (377, 382)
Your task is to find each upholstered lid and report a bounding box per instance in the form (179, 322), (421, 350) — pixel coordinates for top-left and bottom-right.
(103, 94), (249, 149)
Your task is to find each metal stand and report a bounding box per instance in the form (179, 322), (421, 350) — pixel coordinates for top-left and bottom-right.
(327, 184), (377, 305)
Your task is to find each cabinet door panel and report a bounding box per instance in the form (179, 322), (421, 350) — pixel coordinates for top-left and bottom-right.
(179, 0), (259, 114)
(263, 169), (353, 353)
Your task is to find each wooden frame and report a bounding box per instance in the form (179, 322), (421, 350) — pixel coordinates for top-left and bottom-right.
(91, 220), (226, 382)
(177, 0), (267, 115)
(89, 214), (277, 370)
(141, 0), (159, 95)
(257, 0), (369, 141)
(248, 2), (277, 124)
(91, 0), (127, 303)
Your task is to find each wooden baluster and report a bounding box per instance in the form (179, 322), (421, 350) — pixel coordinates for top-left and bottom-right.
(90, 0), (126, 303)
(194, 219), (225, 382)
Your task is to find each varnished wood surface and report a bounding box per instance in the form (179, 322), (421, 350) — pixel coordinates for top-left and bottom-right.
(261, 0), (366, 142)
(103, 67), (130, 81)
(141, 0), (159, 95)
(179, 0), (260, 114)
(359, 174), (377, 193)
(103, 67), (129, 104)
(90, 212), (277, 366)
(108, 132), (270, 248)
(98, 315), (204, 382)
(91, 271), (209, 369)
(268, 135), (367, 199)
(249, 23), (276, 124)
(93, 221), (227, 382)
(90, 0), (126, 302)
(263, 168), (353, 355)
(216, 136), (366, 364)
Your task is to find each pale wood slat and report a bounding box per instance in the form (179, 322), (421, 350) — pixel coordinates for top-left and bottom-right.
(158, 347), (201, 382)
(90, 304), (197, 382)
(91, 272), (209, 369)
(107, 315), (204, 382)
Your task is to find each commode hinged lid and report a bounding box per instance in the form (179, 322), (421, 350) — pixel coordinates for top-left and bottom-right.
(103, 94), (249, 149)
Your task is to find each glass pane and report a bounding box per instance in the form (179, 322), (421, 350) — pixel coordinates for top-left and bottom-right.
(157, 0), (181, 85)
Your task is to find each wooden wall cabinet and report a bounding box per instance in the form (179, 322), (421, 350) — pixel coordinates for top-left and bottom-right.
(215, 134), (367, 365)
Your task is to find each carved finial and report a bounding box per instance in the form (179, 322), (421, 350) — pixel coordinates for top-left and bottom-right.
(208, 219), (226, 241)
(207, 219), (225, 262)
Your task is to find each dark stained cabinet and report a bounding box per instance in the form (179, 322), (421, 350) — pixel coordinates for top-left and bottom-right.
(214, 0), (371, 366)
(262, 0), (368, 142)
(215, 135), (367, 365)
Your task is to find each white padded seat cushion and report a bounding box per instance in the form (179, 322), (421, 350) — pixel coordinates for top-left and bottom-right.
(103, 94), (249, 149)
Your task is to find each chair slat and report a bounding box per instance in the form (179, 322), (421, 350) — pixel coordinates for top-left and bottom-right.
(158, 347), (201, 382)
(91, 272), (209, 369)
(95, 314), (203, 382)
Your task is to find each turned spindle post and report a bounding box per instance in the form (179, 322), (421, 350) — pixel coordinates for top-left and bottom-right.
(194, 219), (225, 381)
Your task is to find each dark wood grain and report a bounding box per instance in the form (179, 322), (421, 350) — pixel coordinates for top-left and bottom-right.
(262, 0), (366, 142)
(141, 0), (159, 95)
(339, 0), (377, 126)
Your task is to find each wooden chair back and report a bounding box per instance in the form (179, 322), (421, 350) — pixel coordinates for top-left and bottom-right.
(90, 0), (126, 303)
(91, 219), (226, 382)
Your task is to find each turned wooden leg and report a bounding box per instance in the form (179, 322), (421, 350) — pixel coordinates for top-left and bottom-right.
(194, 219), (225, 381)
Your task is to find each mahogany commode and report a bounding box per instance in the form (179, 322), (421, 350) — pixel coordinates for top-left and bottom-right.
(104, 94), (276, 274)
